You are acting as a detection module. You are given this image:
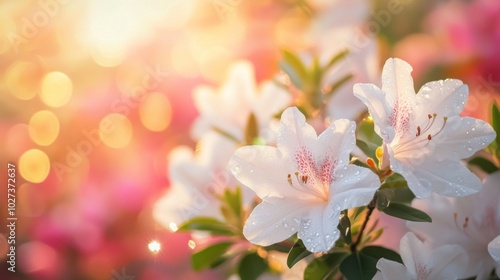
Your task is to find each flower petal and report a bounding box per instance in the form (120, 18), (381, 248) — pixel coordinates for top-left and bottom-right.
(297, 204), (340, 253)
(315, 119), (356, 170)
(374, 259), (411, 280)
(428, 244), (470, 279)
(399, 232), (427, 276)
(434, 117), (496, 160)
(230, 145), (304, 198)
(415, 79), (467, 118)
(330, 165), (379, 210)
(381, 58), (417, 141)
(412, 159), (482, 197)
(153, 184), (221, 228)
(489, 235), (500, 262)
(353, 83), (394, 142)
(388, 152), (434, 198)
(277, 107), (319, 160)
(243, 196), (309, 246)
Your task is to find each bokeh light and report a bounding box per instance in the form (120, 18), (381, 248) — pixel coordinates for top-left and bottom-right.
(148, 240), (161, 253)
(99, 113), (133, 149)
(28, 110), (60, 146)
(19, 149), (51, 183)
(40, 71), (73, 108)
(139, 92), (172, 132)
(5, 61), (43, 101)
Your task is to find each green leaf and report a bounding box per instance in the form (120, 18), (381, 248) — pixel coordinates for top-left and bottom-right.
(192, 241), (233, 271)
(287, 239), (311, 268)
(492, 103), (499, 147)
(375, 189), (394, 210)
(339, 252), (378, 280)
(244, 113), (259, 145)
(337, 210), (352, 245)
(380, 173), (408, 189)
(280, 50), (308, 88)
(361, 246), (402, 264)
(382, 202), (432, 223)
(468, 157), (499, 174)
(178, 217), (236, 236)
(224, 187), (242, 218)
(357, 118), (383, 147)
(304, 252), (349, 280)
(238, 253), (268, 280)
(325, 73), (353, 97)
(323, 49), (349, 72)
(351, 206), (366, 222)
(212, 125), (239, 143)
(356, 139), (379, 160)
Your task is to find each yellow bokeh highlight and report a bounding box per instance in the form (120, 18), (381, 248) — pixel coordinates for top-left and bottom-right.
(99, 113), (132, 149)
(5, 61), (42, 100)
(28, 110), (60, 146)
(19, 149), (51, 183)
(139, 92), (172, 132)
(40, 71), (73, 107)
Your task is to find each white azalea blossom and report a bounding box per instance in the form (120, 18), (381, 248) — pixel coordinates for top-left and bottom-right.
(153, 132), (254, 230)
(229, 107), (380, 253)
(408, 171), (500, 279)
(373, 232), (470, 280)
(489, 235), (500, 278)
(307, 0), (379, 121)
(354, 58), (496, 198)
(192, 61), (291, 143)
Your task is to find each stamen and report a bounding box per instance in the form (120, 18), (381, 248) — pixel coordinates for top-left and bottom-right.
(287, 174), (292, 186)
(393, 113), (449, 155)
(421, 113), (437, 133)
(366, 158), (377, 169)
(432, 117), (448, 138)
(463, 217), (469, 229)
(301, 175), (308, 184)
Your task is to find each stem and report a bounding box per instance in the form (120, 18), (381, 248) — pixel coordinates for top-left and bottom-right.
(350, 198), (376, 253)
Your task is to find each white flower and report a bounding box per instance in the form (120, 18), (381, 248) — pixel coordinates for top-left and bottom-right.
(192, 61), (291, 143)
(408, 171), (500, 279)
(153, 132), (254, 230)
(354, 58), (496, 198)
(306, 0), (379, 121)
(489, 235), (500, 278)
(229, 107), (380, 253)
(373, 232), (470, 280)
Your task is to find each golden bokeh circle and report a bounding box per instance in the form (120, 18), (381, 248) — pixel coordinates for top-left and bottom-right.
(28, 110), (60, 146)
(139, 92), (172, 132)
(99, 113), (133, 149)
(19, 149), (51, 183)
(40, 71), (73, 107)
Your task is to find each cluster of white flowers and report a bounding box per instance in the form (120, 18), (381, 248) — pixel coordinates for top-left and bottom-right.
(153, 54), (498, 279)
